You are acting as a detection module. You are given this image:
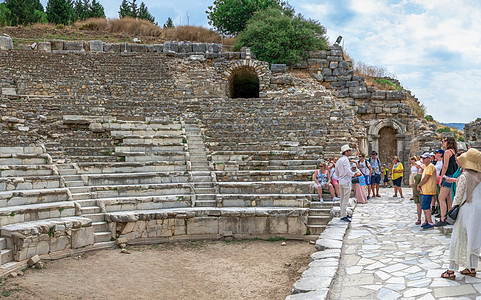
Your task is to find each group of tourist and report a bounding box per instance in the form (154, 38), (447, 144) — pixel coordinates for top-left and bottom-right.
(313, 147), (399, 208)
(313, 139), (481, 282)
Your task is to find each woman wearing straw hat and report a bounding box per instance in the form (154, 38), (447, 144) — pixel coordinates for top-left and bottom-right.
(441, 148), (481, 280)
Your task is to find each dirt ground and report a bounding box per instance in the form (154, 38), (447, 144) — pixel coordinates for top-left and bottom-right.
(0, 239), (315, 300)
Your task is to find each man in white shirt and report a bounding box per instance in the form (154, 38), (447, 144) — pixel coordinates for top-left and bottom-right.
(335, 144), (362, 222)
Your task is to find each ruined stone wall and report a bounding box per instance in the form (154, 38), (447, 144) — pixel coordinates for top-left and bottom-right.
(0, 39), (428, 167)
(465, 119), (481, 150)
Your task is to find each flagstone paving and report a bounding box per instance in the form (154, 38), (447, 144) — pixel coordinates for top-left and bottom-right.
(329, 188), (481, 300)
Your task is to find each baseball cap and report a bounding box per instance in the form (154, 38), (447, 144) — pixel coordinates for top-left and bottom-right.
(421, 152), (431, 158)
(435, 149), (445, 155)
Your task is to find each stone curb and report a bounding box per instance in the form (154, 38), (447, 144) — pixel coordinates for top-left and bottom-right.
(287, 201), (356, 300)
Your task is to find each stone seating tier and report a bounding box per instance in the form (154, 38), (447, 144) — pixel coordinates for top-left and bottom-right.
(0, 188), (70, 207)
(218, 181), (313, 194)
(213, 160), (319, 171)
(80, 172), (189, 186)
(74, 161), (187, 173)
(0, 175), (62, 190)
(69, 184), (193, 201)
(0, 201), (77, 227)
(215, 170), (314, 182)
(0, 165), (57, 177)
(218, 194), (315, 208)
(0, 216), (93, 261)
(106, 207), (309, 242)
(99, 195), (192, 213)
(0, 154), (50, 166)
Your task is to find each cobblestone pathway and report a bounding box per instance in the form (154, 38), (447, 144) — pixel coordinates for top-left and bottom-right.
(329, 188), (481, 300)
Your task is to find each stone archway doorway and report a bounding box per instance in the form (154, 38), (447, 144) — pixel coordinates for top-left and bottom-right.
(368, 119), (406, 168)
(228, 66), (259, 98)
(378, 126), (398, 166)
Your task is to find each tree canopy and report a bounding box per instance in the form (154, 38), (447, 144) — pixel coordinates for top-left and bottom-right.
(206, 0), (290, 36)
(119, 0), (155, 23)
(4, 0), (45, 26)
(233, 8), (327, 65)
(46, 0), (72, 25)
(164, 17), (174, 28)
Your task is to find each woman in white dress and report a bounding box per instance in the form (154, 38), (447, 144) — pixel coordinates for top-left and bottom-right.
(441, 148), (481, 280)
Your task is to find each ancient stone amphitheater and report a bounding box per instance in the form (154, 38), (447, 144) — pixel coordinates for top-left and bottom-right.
(0, 37), (479, 296)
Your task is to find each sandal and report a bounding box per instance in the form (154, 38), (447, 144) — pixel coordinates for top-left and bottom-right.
(441, 270), (456, 280)
(460, 268), (476, 277)
(415, 220), (421, 225)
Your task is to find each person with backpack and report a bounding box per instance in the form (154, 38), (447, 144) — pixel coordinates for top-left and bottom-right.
(357, 153), (373, 198)
(368, 151), (382, 197)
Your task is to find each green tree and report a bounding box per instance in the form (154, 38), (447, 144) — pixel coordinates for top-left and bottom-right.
(46, 0), (73, 24)
(0, 4), (12, 26)
(90, 0), (105, 18)
(164, 17), (174, 28)
(5, 0), (45, 26)
(138, 2), (154, 22)
(130, 0), (138, 17)
(206, 0), (288, 35)
(233, 8), (327, 65)
(119, 0), (131, 17)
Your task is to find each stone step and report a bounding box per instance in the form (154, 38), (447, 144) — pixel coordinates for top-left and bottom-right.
(195, 188), (215, 194)
(308, 208), (331, 216)
(192, 176), (212, 181)
(65, 181), (85, 187)
(193, 183), (214, 189)
(190, 156), (209, 162)
(94, 232), (112, 243)
(76, 199), (98, 207)
(85, 213), (105, 222)
(191, 166), (211, 171)
(307, 216), (331, 225)
(0, 249), (13, 265)
(58, 169), (78, 176)
(194, 200), (217, 207)
(191, 171), (211, 176)
(93, 221), (109, 232)
(307, 225), (327, 235)
(68, 186), (92, 194)
(196, 194), (216, 201)
(73, 192), (91, 201)
(310, 201), (340, 209)
(0, 238), (6, 250)
(81, 206), (101, 214)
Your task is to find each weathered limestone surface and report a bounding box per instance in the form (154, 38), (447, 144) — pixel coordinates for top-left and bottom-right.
(0, 36), (13, 51)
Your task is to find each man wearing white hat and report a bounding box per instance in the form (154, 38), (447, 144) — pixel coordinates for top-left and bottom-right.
(335, 144), (362, 222)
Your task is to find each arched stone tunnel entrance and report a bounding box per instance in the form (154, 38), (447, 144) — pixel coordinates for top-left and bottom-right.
(228, 66), (259, 98)
(368, 119), (407, 168)
(378, 126), (398, 165)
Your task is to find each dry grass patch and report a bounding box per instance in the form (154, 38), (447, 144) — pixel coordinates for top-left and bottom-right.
(109, 17), (161, 37)
(74, 17), (109, 31)
(162, 25), (221, 43)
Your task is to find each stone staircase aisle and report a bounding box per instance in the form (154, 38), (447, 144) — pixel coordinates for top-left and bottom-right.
(56, 164), (113, 247)
(307, 197), (339, 236)
(184, 121), (217, 207)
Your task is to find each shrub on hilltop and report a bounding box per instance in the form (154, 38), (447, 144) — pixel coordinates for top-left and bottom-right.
(207, 0), (291, 36)
(233, 8), (327, 65)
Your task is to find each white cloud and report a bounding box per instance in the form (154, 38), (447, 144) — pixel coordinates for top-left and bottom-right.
(295, 0), (481, 122)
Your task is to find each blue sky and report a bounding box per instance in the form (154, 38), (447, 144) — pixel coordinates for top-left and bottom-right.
(38, 0), (481, 123)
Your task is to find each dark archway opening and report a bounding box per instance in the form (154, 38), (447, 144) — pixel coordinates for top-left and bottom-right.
(379, 126), (398, 164)
(229, 67), (259, 98)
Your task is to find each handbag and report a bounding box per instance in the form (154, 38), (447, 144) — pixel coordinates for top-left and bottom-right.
(351, 177), (360, 184)
(445, 205), (461, 225)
